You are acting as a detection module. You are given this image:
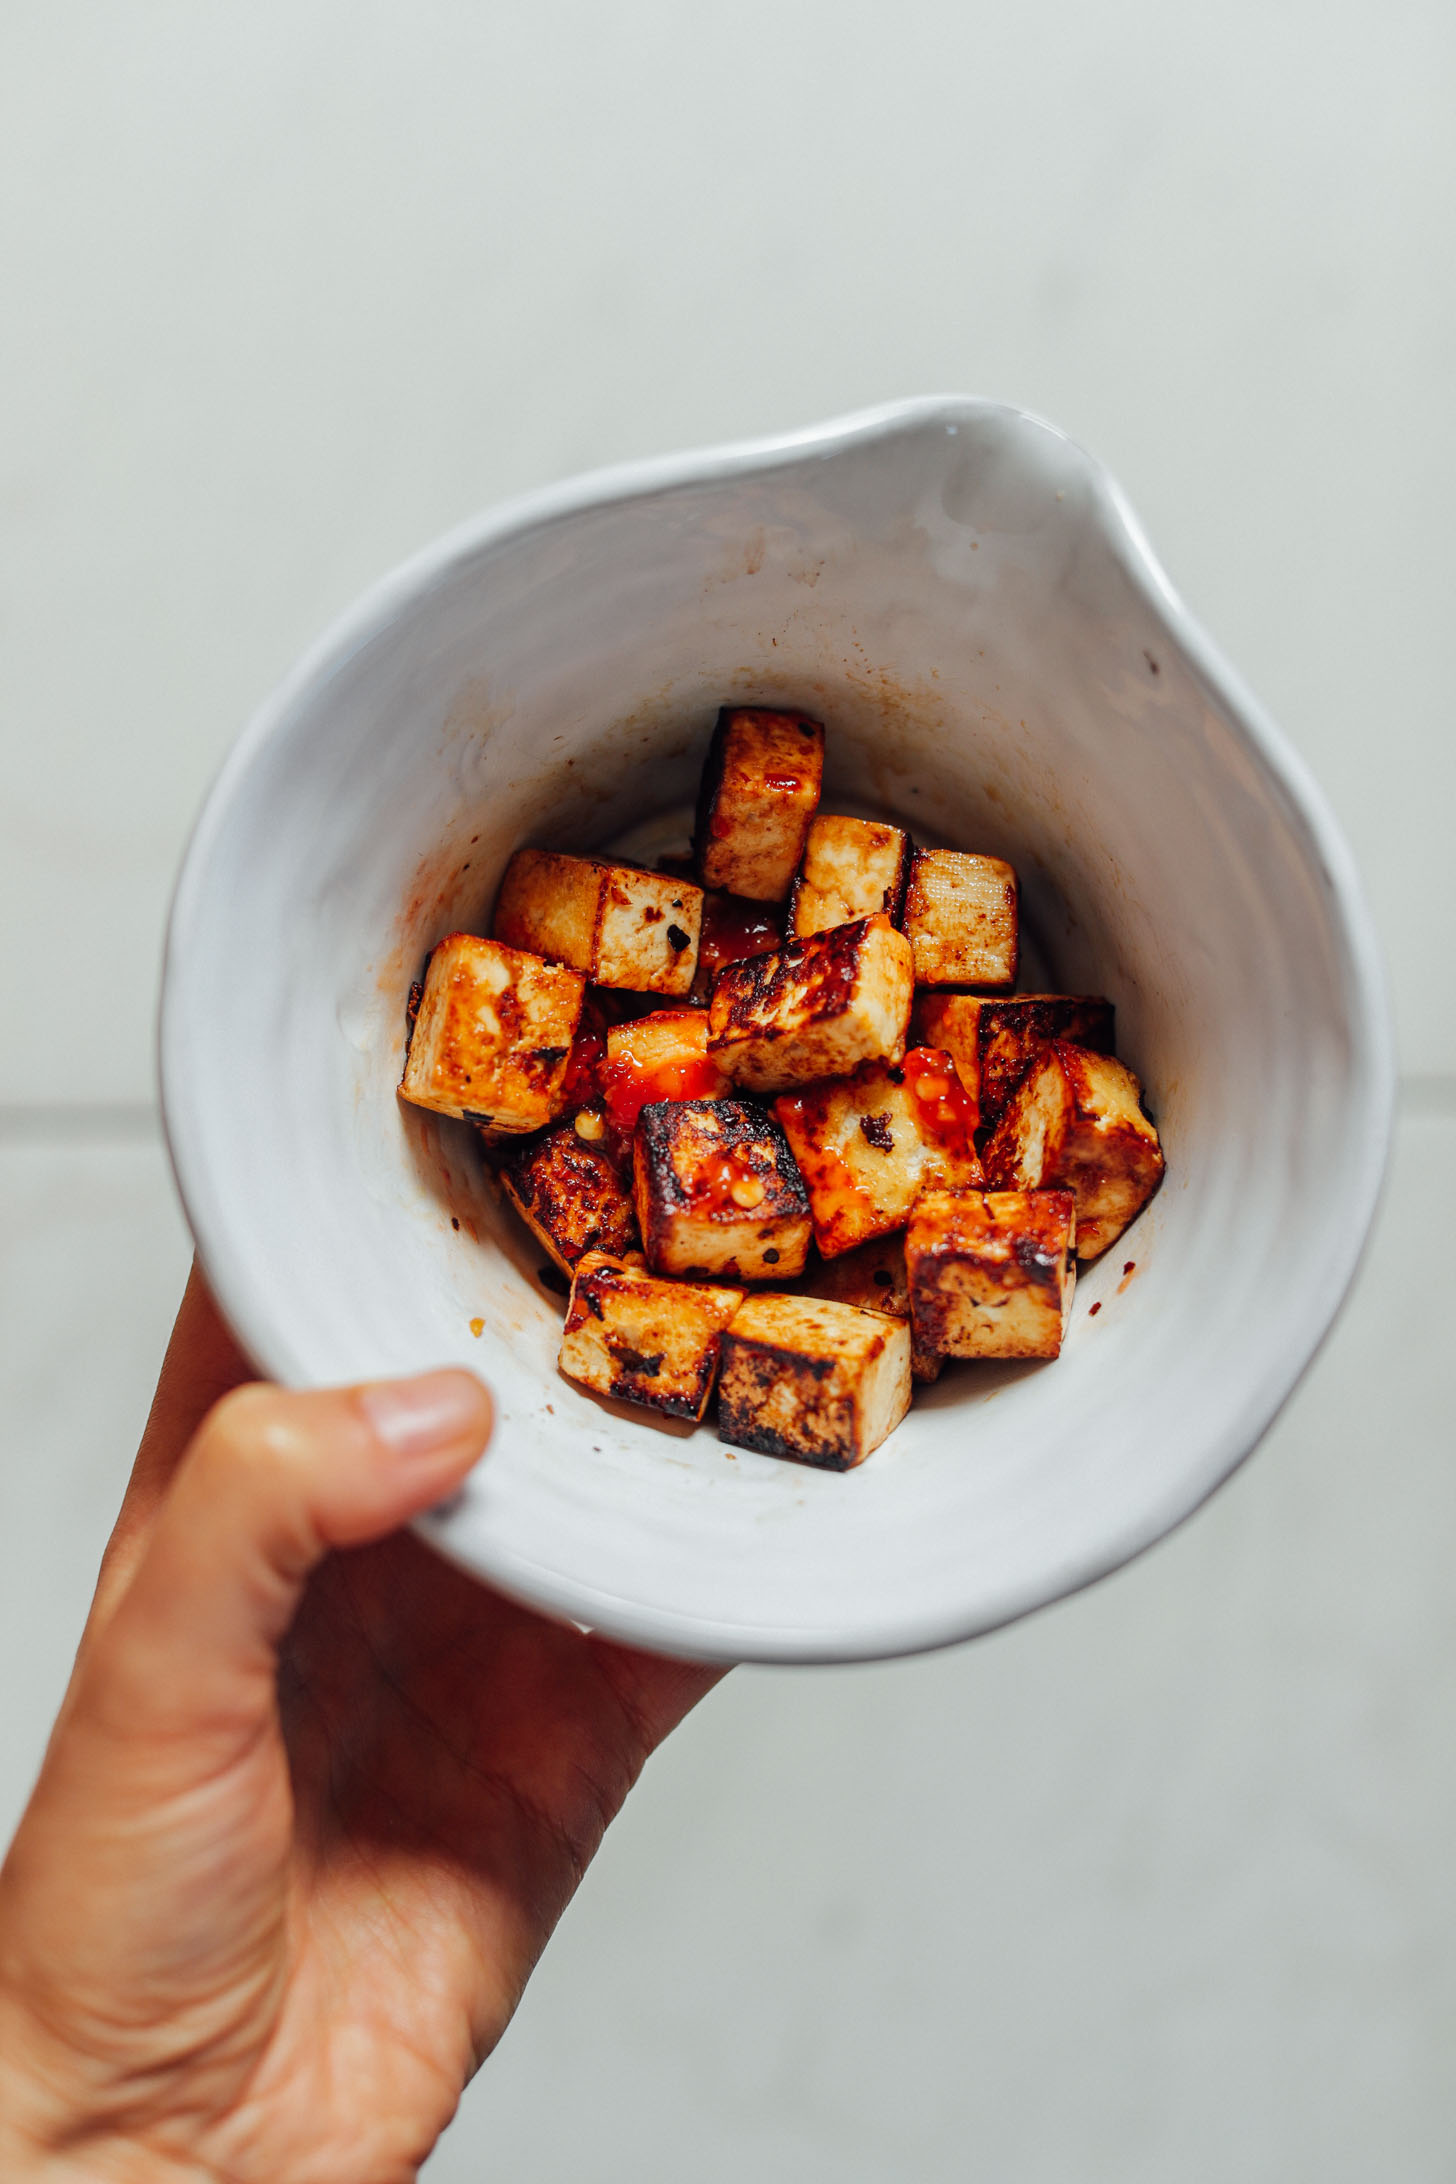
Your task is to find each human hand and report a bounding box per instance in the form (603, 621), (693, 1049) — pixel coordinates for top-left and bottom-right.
(0, 1271), (720, 2182)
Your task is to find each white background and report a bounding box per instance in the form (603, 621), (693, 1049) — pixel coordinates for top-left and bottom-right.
(2, 4), (1454, 2177)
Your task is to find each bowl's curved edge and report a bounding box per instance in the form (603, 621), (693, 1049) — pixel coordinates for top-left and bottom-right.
(159, 394), (1398, 1666)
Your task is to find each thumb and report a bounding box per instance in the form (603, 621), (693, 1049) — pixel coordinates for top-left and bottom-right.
(74, 1371), (492, 1754)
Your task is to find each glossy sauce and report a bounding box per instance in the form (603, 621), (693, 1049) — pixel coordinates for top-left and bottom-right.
(900, 1046), (980, 1164)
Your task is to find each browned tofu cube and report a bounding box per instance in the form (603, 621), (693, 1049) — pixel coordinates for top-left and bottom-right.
(634, 1098), (812, 1282)
(981, 1041), (1165, 1259)
(501, 1123), (638, 1274)
(559, 1253), (744, 1421)
(774, 1047), (983, 1258)
(911, 992), (1116, 1133)
(906, 1189), (1077, 1360)
(599, 1009), (728, 1134)
(789, 814), (911, 937)
(689, 891), (784, 1003)
(493, 849), (704, 996)
(694, 708), (825, 901)
(900, 849), (1019, 988)
(707, 912), (914, 1094)
(717, 1294), (912, 1469)
(399, 932), (583, 1135)
(804, 1234), (943, 1383)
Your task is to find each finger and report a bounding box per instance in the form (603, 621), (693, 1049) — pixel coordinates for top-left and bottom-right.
(91, 1264), (255, 1621)
(586, 1635), (728, 1753)
(74, 1371), (493, 1771)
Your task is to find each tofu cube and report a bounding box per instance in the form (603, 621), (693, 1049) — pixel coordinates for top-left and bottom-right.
(600, 1009), (728, 1134)
(981, 1041), (1165, 1259)
(717, 1294), (912, 1469)
(694, 708), (825, 901)
(911, 992), (1116, 1134)
(501, 1122), (638, 1274)
(905, 1189), (1077, 1360)
(399, 933), (583, 1135)
(900, 849), (1019, 988)
(493, 849), (703, 996)
(774, 1047), (984, 1259)
(690, 890), (783, 1004)
(707, 912), (914, 1094)
(804, 1234), (943, 1383)
(633, 1098), (812, 1281)
(559, 1253), (744, 1421)
(789, 814), (911, 937)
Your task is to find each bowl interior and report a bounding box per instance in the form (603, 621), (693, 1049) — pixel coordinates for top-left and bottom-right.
(162, 403), (1389, 1661)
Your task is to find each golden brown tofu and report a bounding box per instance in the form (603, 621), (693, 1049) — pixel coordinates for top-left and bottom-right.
(501, 1123), (638, 1274)
(900, 849), (1019, 988)
(906, 1189), (1077, 1360)
(707, 912), (914, 1094)
(559, 1253), (744, 1421)
(774, 1047), (984, 1259)
(981, 1041), (1165, 1259)
(634, 1098), (812, 1282)
(911, 992), (1115, 1133)
(804, 1234), (943, 1383)
(694, 708), (825, 901)
(789, 814), (911, 937)
(399, 932), (583, 1134)
(717, 1294), (912, 1469)
(599, 1009), (728, 1134)
(493, 849), (704, 996)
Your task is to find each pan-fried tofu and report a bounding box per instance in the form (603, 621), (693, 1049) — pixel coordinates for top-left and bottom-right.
(717, 1294), (912, 1469)
(906, 1189), (1077, 1360)
(911, 993), (1115, 1134)
(707, 912), (914, 1094)
(501, 1124), (638, 1274)
(695, 708), (825, 901)
(559, 1253), (744, 1421)
(789, 814), (911, 937)
(774, 1047), (983, 1259)
(981, 1041), (1164, 1259)
(399, 932), (583, 1135)
(634, 1098), (812, 1281)
(804, 1234), (944, 1383)
(600, 1009), (728, 1134)
(900, 849), (1019, 988)
(494, 849), (704, 997)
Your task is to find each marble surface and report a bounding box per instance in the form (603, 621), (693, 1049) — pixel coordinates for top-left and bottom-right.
(1, 0), (1453, 1102)
(2, 2), (1453, 2174)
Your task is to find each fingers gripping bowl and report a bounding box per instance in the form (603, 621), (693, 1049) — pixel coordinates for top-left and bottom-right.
(160, 398), (1393, 1664)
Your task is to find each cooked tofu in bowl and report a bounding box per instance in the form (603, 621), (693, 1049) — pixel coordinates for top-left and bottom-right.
(159, 397), (1392, 1663)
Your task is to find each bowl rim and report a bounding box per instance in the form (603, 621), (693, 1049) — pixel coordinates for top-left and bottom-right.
(158, 393), (1396, 1661)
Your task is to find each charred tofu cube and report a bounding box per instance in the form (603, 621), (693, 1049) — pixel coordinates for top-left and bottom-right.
(600, 1009), (727, 1135)
(399, 933), (583, 1134)
(789, 814), (911, 937)
(634, 1098), (812, 1281)
(906, 1189), (1077, 1360)
(690, 891), (783, 1004)
(559, 1253), (744, 1421)
(501, 1123), (638, 1274)
(981, 1041), (1165, 1259)
(804, 1234), (943, 1383)
(707, 912), (914, 1094)
(774, 1047), (983, 1259)
(694, 708), (825, 901)
(900, 849), (1019, 988)
(911, 992), (1116, 1134)
(493, 849), (703, 996)
(717, 1294), (912, 1469)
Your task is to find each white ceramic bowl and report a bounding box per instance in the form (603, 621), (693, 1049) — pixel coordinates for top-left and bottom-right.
(160, 397), (1393, 1664)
